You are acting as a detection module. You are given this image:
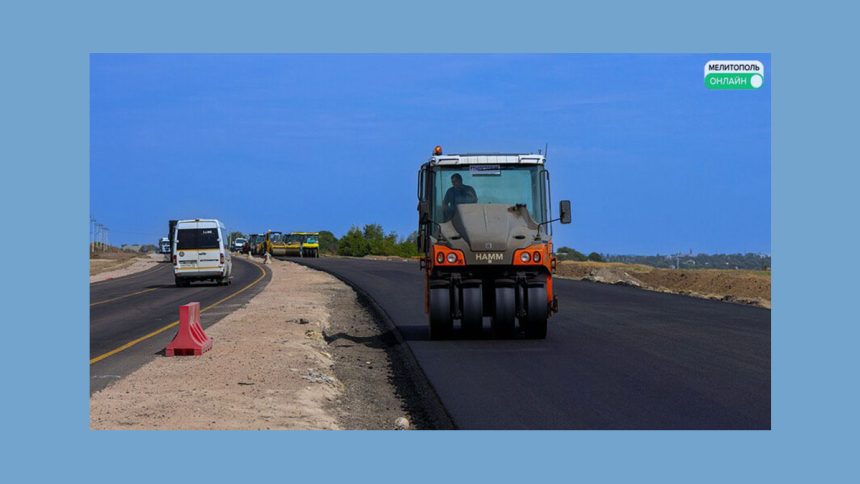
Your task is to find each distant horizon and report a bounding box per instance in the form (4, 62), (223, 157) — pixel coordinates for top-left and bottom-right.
(91, 54), (770, 254)
(103, 240), (772, 258)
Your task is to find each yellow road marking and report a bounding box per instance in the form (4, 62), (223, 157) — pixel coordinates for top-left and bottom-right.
(90, 288), (158, 307)
(89, 259), (267, 365)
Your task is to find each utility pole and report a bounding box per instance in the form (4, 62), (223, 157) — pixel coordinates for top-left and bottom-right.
(96, 223), (104, 252)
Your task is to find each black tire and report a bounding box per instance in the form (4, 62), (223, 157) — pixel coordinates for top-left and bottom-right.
(524, 285), (549, 339)
(429, 286), (453, 340)
(492, 285), (516, 338)
(461, 285), (483, 336)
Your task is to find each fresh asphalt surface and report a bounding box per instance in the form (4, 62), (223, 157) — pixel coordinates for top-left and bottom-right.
(293, 257), (771, 430)
(90, 256), (271, 393)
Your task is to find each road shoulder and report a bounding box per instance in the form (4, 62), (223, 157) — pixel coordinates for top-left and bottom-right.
(90, 256), (420, 430)
(90, 253), (164, 283)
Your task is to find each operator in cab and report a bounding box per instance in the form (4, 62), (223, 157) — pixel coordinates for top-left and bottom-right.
(442, 173), (478, 219)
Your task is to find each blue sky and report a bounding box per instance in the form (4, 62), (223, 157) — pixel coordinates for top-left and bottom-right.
(91, 54), (770, 254)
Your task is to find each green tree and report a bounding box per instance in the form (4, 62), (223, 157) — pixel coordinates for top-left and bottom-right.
(362, 224), (384, 240)
(395, 231), (420, 257)
(361, 224), (384, 255)
(318, 230), (338, 254)
(587, 252), (605, 262)
(557, 246), (587, 261)
(337, 226), (371, 257)
(336, 225), (420, 258)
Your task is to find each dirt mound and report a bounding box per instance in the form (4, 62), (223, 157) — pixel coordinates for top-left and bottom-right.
(584, 267), (643, 287)
(555, 261), (770, 308)
(637, 269), (770, 307)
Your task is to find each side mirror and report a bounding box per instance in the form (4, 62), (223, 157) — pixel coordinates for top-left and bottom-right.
(559, 200), (572, 224)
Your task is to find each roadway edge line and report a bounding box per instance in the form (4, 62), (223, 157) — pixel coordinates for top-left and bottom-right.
(89, 256), (270, 365)
(290, 258), (457, 430)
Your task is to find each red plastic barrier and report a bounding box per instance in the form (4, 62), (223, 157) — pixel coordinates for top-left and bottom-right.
(165, 302), (212, 356)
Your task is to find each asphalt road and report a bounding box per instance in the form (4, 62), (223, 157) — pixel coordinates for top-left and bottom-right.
(90, 256), (271, 393)
(293, 257), (771, 430)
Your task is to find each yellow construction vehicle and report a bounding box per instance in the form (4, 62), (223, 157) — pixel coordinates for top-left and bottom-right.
(291, 232), (320, 257)
(266, 231), (287, 256)
(283, 232), (304, 256)
(251, 233), (267, 256)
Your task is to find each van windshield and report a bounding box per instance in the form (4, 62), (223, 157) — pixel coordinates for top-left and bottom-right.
(177, 228), (220, 250)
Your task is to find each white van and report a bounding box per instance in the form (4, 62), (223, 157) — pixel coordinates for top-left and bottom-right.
(172, 219), (232, 287)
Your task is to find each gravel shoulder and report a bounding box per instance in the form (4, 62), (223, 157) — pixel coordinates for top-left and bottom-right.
(90, 256), (419, 430)
(90, 253), (163, 283)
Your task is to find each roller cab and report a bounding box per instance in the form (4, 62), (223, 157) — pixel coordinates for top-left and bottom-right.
(416, 147), (572, 339)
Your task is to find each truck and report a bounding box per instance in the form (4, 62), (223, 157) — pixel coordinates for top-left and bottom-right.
(158, 237), (171, 254)
(416, 146), (571, 339)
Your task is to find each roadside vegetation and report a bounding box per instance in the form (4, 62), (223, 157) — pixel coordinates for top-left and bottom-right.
(557, 247), (605, 262)
(335, 224), (419, 258)
(226, 226), (417, 258)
